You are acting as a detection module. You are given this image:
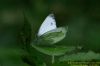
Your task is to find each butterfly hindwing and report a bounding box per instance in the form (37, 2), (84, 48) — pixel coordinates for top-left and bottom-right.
(36, 27), (67, 45)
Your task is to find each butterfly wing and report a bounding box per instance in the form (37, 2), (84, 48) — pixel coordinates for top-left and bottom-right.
(37, 14), (57, 36)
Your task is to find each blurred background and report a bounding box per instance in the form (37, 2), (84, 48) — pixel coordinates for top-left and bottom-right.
(0, 0), (100, 66)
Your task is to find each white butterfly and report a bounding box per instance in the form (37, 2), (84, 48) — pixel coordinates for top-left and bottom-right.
(37, 14), (57, 36)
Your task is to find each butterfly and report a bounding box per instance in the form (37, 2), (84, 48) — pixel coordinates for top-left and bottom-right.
(33, 14), (68, 45)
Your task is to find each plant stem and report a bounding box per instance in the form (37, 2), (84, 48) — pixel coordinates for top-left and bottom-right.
(52, 55), (55, 64)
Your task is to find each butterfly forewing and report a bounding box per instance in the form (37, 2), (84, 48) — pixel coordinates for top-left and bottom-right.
(37, 14), (57, 36)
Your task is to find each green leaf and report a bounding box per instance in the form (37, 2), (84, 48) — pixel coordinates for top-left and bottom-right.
(52, 62), (69, 66)
(59, 51), (100, 62)
(32, 45), (75, 56)
(34, 27), (68, 45)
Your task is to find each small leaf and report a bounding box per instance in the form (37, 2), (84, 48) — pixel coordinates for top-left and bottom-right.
(59, 51), (100, 62)
(32, 45), (75, 56)
(34, 27), (68, 45)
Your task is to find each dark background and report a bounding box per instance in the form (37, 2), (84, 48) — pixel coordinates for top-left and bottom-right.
(0, 0), (100, 66)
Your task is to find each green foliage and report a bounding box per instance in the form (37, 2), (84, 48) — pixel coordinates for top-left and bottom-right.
(59, 51), (100, 62)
